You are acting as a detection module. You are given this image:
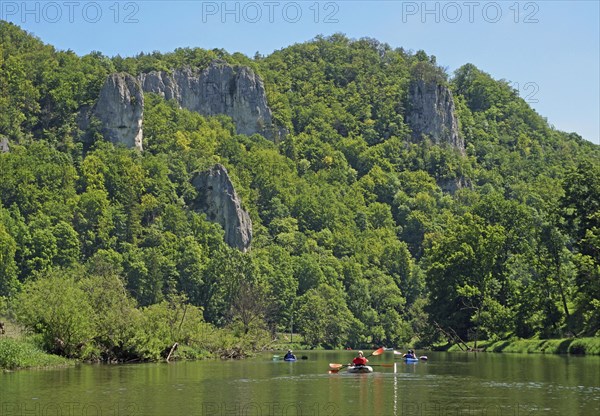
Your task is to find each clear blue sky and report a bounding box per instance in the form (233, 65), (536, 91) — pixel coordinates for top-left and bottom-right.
(3, 0), (599, 144)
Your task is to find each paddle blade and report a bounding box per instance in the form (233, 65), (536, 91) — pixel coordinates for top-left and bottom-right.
(393, 350), (404, 356)
(372, 347), (385, 356)
(329, 363), (343, 369)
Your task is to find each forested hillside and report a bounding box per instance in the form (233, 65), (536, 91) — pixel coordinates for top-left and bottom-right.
(1, 22), (598, 360)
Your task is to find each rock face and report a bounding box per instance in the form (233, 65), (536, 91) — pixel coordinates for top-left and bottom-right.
(191, 164), (252, 252)
(438, 176), (470, 194)
(0, 137), (8, 153)
(406, 79), (464, 153)
(139, 61), (277, 139)
(94, 73), (144, 151)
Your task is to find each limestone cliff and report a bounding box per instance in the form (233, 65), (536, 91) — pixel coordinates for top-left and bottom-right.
(139, 60), (278, 140)
(191, 164), (252, 252)
(0, 137), (9, 153)
(406, 79), (464, 154)
(94, 73), (144, 151)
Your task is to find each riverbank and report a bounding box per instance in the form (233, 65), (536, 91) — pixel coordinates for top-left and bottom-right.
(0, 314), (264, 371)
(0, 338), (73, 370)
(1, 318), (72, 370)
(434, 337), (600, 355)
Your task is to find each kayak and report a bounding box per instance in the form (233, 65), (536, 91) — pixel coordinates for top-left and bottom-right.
(394, 350), (428, 362)
(284, 357), (297, 362)
(347, 365), (373, 373)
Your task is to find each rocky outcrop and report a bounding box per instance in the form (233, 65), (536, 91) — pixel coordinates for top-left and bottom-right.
(139, 61), (278, 140)
(0, 137), (8, 153)
(87, 61), (280, 149)
(191, 164), (252, 252)
(94, 73), (144, 151)
(406, 79), (464, 154)
(438, 176), (471, 194)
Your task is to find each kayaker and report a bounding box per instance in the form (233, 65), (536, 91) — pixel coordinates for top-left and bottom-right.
(284, 350), (296, 360)
(352, 351), (368, 366)
(405, 349), (416, 359)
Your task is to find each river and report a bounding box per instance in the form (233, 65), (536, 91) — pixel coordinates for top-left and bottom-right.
(1, 351), (598, 416)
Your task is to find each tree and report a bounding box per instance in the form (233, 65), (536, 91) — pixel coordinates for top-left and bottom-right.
(174, 236), (207, 305)
(73, 189), (114, 258)
(253, 246), (297, 332)
(296, 284), (357, 348)
(79, 272), (139, 359)
(229, 279), (269, 335)
(424, 214), (506, 346)
(53, 221), (80, 267)
(14, 269), (95, 357)
(0, 223), (19, 296)
(561, 162), (600, 335)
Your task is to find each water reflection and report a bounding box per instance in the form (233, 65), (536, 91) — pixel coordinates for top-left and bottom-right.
(1, 351), (598, 416)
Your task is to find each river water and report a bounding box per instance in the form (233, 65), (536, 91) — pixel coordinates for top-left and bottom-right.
(1, 351), (598, 416)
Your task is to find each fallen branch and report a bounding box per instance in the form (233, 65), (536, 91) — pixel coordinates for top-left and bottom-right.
(166, 342), (179, 363)
(433, 321), (469, 351)
(448, 326), (471, 351)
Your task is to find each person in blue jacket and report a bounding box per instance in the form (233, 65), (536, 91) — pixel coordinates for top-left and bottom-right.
(404, 349), (416, 359)
(284, 349), (296, 360)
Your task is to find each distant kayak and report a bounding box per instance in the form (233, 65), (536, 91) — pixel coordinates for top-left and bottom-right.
(394, 350), (428, 361)
(347, 365), (373, 373)
(273, 354), (299, 361)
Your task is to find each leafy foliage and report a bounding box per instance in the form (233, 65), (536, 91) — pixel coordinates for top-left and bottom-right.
(0, 24), (598, 359)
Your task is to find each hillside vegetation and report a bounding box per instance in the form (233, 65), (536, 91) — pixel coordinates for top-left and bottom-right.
(1, 23), (598, 361)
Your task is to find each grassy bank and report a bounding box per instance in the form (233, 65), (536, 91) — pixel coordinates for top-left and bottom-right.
(0, 338), (73, 370)
(435, 337), (600, 355)
(0, 318), (72, 371)
(0, 312), (273, 370)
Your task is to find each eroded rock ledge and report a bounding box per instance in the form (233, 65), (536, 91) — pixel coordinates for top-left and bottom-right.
(191, 164), (252, 252)
(406, 79), (464, 154)
(93, 73), (144, 151)
(139, 60), (277, 140)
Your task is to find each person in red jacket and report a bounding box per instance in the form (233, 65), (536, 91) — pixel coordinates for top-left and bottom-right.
(352, 351), (368, 366)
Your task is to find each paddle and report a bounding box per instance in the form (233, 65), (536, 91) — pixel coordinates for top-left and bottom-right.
(328, 362), (394, 370)
(328, 347), (385, 373)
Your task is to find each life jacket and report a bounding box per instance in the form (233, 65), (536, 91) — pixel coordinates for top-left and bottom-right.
(353, 357), (367, 365)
